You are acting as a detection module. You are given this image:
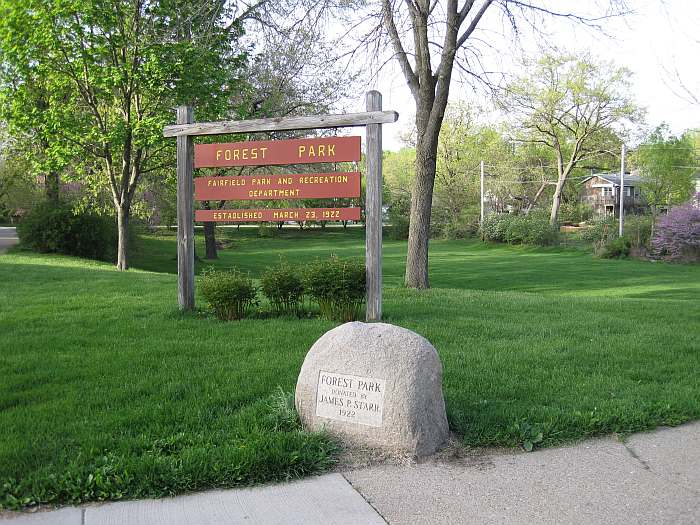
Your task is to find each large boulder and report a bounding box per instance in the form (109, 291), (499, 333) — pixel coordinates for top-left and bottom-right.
(295, 322), (449, 457)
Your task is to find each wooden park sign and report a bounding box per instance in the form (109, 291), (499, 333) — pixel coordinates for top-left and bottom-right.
(163, 91), (397, 322)
(194, 172), (362, 201)
(196, 207), (362, 223)
(194, 136), (361, 167)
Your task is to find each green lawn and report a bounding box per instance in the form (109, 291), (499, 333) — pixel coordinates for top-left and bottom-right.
(1, 227), (699, 508)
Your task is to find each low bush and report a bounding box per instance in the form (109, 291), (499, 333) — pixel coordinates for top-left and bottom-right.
(441, 209), (480, 240)
(17, 201), (117, 261)
(261, 260), (305, 316)
(257, 223), (278, 238)
(599, 236), (631, 259)
(200, 268), (257, 320)
(579, 216), (618, 244)
(303, 255), (365, 322)
(522, 212), (559, 245)
(480, 213), (512, 242)
(481, 212), (558, 246)
(582, 215), (653, 259)
(504, 215), (531, 244)
(652, 199), (700, 262)
(559, 202), (594, 224)
(623, 215), (653, 250)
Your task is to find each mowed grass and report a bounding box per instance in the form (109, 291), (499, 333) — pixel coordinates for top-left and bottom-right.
(1, 227), (699, 508)
(133, 227), (700, 300)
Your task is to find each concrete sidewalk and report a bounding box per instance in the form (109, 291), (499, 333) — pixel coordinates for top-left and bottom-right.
(0, 474), (385, 525)
(346, 422), (700, 524)
(1, 422), (698, 524)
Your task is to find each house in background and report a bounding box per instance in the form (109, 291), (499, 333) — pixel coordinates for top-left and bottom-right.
(579, 171), (645, 217)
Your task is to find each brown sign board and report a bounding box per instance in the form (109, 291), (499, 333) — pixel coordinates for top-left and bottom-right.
(196, 207), (361, 223)
(194, 136), (361, 168)
(194, 172), (361, 201)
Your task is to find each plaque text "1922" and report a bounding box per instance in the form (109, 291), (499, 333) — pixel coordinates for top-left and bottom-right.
(315, 371), (385, 427)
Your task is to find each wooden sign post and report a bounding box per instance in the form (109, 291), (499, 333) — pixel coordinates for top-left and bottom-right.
(365, 91), (383, 322)
(165, 92), (397, 322)
(176, 106), (195, 311)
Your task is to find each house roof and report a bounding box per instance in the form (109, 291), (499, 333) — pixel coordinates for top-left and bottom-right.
(579, 172), (642, 186)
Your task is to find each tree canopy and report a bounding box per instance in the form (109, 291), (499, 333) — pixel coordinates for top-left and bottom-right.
(502, 53), (640, 224)
(634, 124), (698, 212)
(0, 0), (247, 268)
(340, 0), (630, 287)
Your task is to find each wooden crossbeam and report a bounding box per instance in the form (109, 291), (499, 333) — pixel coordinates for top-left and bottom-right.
(163, 110), (399, 137)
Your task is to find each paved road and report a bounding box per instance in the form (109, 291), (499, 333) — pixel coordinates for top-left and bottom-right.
(0, 227), (18, 254)
(2, 422), (698, 524)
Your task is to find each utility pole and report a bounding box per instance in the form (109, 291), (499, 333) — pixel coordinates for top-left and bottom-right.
(619, 144), (626, 237)
(480, 160), (485, 224)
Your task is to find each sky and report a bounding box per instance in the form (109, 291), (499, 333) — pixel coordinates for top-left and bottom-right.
(346, 0), (700, 152)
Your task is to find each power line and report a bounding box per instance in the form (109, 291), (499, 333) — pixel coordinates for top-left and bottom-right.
(481, 164), (700, 174)
(633, 144), (700, 149)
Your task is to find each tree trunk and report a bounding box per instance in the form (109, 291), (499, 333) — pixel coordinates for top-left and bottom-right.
(116, 202), (130, 270)
(201, 201), (218, 259)
(525, 182), (548, 215)
(203, 221), (218, 259)
(40, 134), (59, 204)
(405, 121), (439, 289)
(45, 171), (60, 203)
(549, 176), (566, 225)
(650, 205), (658, 243)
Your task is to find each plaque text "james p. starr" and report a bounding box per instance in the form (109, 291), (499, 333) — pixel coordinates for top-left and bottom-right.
(315, 371), (386, 427)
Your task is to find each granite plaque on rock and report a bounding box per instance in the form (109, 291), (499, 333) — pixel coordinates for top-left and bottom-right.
(295, 322), (449, 457)
(315, 371), (385, 427)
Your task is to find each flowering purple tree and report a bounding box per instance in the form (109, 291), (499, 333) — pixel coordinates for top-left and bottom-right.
(652, 194), (700, 262)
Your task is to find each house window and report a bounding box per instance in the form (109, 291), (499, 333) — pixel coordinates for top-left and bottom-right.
(625, 186), (631, 197)
(602, 187), (613, 197)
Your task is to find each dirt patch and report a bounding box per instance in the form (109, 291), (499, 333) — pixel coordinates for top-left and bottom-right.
(332, 432), (508, 472)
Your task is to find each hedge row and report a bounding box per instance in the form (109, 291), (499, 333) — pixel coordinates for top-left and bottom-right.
(17, 201), (119, 261)
(480, 212), (559, 246)
(201, 255), (366, 322)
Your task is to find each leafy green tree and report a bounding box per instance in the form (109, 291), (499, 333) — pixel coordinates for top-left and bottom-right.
(384, 147), (416, 201)
(0, 24), (76, 203)
(0, 0), (246, 269)
(634, 124), (697, 225)
(386, 107), (540, 233)
(433, 105), (480, 221)
(433, 105), (515, 234)
(502, 54), (640, 225)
